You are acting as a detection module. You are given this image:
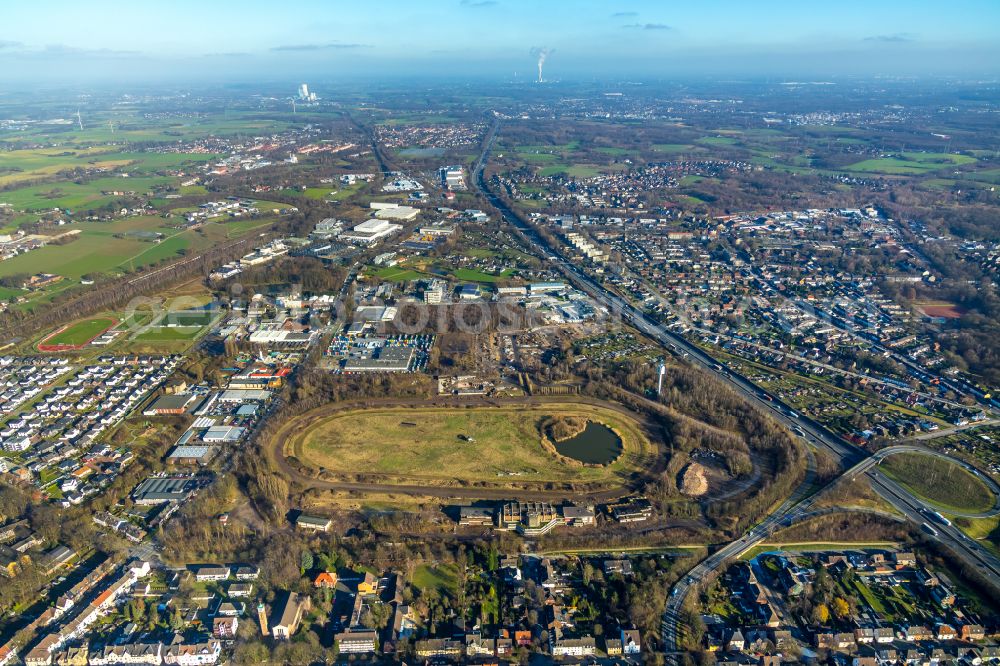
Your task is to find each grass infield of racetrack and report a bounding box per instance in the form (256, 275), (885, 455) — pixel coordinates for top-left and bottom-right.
(284, 403), (654, 489)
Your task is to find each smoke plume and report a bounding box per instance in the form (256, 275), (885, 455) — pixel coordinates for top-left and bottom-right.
(530, 46), (553, 83)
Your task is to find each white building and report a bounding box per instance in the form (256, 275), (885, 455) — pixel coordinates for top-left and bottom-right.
(340, 219), (403, 245)
(373, 206), (419, 222)
(424, 280), (446, 304)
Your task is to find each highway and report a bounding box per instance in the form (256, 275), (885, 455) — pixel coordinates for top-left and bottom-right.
(472, 120), (1000, 658)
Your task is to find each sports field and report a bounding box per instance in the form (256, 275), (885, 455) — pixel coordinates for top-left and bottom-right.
(287, 403), (655, 488)
(38, 317), (117, 350)
(913, 300), (966, 319)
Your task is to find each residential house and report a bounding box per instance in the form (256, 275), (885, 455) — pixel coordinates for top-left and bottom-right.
(902, 625), (932, 642)
(893, 552), (916, 568)
(356, 572), (378, 595)
(163, 636), (221, 666)
(233, 566), (259, 581)
(194, 566), (230, 582)
(464, 635), (495, 657)
(873, 627), (894, 643)
(414, 638), (463, 660)
(936, 624), (957, 641)
(89, 642), (163, 665)
(226, 582), (253, 598)
(551, 636), (596, 657)
(313, 572), (337, 589)
(53, 646), (88, 666)
(621, 629), (641, 655)
(213, 617), (238, 639)
(960, 624), (986, 641)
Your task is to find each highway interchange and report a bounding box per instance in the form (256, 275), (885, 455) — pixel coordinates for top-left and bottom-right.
(472, 119), (1000, 659)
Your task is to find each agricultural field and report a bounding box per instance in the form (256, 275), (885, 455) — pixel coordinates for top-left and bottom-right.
(286, 403), (655, 489)
(0, 149), (218, 190)
(0, 146), (132, 187)
(881, 452), (995, 514)
(0, 111), (294, 147)
(0, 175), (175, 215)
(0, 215), (277, 307)
(844, 152), (976, 176)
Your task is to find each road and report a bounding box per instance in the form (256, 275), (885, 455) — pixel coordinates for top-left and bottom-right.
(907, 418), (999, 441)
(471, 119), (1000, 659)
(845, 444), (1000, 518)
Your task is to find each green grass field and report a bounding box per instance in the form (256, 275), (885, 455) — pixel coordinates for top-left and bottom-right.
(0, 215), (275, 301)
(133, 326), (203, 342)
(369, 266), (425, 282)
(538, 165), (603, 178)
(0, 217), (178, 280)
(845, 152), (976, 175)
(42, 317), (116, 347)
(0, 148), (218, 188)
(0, 175), (175, 212)
(740, 542), (898, 560)
(288, 404), (653, 488)
(882, 452), (994, 513)
(652, 144), (696, 154)
(452, 267), (513, 283)
(697, 136), (741, 147)
(1, 113), (294, 147)
(411, 563), (461, 598)
(162, 311), (215, 327)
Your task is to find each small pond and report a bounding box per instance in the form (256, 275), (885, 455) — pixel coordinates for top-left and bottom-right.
(553, 421), (622, 465)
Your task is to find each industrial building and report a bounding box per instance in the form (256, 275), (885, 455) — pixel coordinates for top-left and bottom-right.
(340, 219), (403, 245)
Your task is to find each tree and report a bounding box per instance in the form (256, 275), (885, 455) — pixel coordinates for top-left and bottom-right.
(812, 603), (830, 625)
(831, 597), (850, 620)
(147, 602), (161, 630)
(300, 549), (314, 573)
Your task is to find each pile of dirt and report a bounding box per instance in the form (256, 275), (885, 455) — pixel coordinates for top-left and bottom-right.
(679, 462), (709, 497)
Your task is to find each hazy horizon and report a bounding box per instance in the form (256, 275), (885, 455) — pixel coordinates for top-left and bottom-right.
(2, 0), (999, 85)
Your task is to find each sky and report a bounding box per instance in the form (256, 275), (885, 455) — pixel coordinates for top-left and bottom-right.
(1, 0), (999, 85)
